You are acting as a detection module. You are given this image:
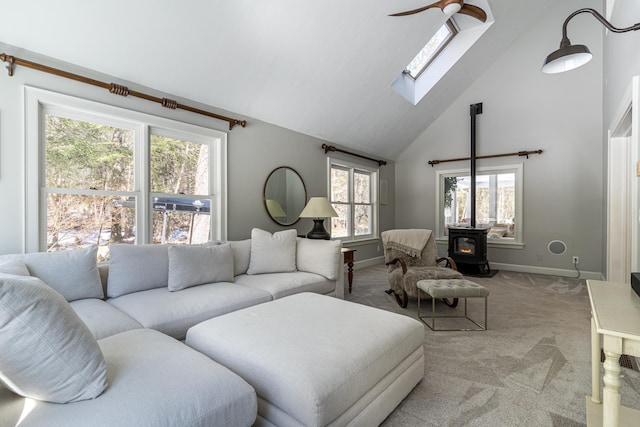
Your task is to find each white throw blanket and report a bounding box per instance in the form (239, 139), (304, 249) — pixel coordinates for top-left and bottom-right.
(381, 229), (432, 258)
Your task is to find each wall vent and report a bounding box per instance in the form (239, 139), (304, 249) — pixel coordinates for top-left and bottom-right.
(547, 240), (567, 255)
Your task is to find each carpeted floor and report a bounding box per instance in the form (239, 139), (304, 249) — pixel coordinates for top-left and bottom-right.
(345, 264), (640, 427)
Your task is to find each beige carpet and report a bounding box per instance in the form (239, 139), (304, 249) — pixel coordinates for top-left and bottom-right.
(345, 265), (640, 427)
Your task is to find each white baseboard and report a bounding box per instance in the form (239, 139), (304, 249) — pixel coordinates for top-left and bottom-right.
(353, 256), (385, 270)
(473, 262), (603, 280)
(348, 257), (603, 280)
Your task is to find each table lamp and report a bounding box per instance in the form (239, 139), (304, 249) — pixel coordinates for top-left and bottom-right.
(299, 197), (338, 240)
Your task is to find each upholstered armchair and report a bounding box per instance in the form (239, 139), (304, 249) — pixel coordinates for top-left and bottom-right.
(382, 229), (463, 308)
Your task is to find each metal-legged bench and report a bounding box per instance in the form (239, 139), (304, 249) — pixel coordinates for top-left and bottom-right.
(417, 279), (489, 331)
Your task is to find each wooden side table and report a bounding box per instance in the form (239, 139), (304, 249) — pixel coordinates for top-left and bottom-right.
(586, 280), (640, 426)
(342, 248), (356, 293)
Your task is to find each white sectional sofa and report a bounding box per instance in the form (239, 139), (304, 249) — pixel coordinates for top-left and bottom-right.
(0, 229), (344, 427)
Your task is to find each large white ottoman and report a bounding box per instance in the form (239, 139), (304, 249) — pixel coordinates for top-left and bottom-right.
(185, 292), (425, 427)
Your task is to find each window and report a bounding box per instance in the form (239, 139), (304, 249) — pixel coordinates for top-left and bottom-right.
(329, 159), (378, 241)
(436, 165), (523, 246)
(404, 19), (458, 80)
(26, 87), (227, 257)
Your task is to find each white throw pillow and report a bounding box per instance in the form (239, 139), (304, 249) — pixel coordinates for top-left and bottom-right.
(296, 238), (342, 281)
(247, 228), (297, 275)
(0, 258), (29, 277)
(0, 275), (107, 403)
(107, 244), (170, 298)
(0, 246), (104, 302)
(168, 244), (234, 291)
(229, 239), (251, 276)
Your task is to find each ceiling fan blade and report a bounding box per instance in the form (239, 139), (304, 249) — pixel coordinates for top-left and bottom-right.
(457, 4), (487, 22)
(389, 1), (442, 17)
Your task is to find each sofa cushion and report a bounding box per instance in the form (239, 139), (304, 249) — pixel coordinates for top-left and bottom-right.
(247, 228), (297, 275)
(235, 272), (336, 299)
(168, 243), (234, 291)
(0, 246), (104, 301)
(0, 329), (258, 427)
(296, 237), (342, 281)
(108, 283), (272, 340)
(70, 298), (143, 340)
(229, 239), (251, 276)
(107, 244), (169, 298)
(0, 275), (107, 403)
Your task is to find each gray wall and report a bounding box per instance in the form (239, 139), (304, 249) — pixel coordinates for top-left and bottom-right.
(0, 43), (394, 261)
(603, 0), (640, 274)
(394, 0), (604, 276)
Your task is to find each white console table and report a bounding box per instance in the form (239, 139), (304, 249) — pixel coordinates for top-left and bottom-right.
(586, 280), (640, 426)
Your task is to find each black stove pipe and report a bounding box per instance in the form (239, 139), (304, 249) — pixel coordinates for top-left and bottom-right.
(469, 103), (483, 228)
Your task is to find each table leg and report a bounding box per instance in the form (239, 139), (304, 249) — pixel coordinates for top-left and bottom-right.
(602, 335), (623, 427)
(591, 315), (601, 403)
(347, 261), (354, 293)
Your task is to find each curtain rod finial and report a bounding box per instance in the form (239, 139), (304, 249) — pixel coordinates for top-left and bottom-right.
(1, 53), (15, 76)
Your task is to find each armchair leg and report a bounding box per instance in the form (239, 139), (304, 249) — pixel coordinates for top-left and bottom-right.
(442, 298), (459, 308)
(401, 291), (408, 308)
(385, 289), (409, 308)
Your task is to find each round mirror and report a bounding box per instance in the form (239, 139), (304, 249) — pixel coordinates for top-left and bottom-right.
(263, 167), (307, 226)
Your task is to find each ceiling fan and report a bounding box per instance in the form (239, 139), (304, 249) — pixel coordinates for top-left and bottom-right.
(389, 0), (487, 23)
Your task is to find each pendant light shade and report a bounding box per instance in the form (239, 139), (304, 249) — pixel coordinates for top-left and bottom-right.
(541, 8), (640, 74)
(542, 41), (592, 74)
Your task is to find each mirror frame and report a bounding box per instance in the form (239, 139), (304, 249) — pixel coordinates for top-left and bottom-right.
(263, 166), (307, 226)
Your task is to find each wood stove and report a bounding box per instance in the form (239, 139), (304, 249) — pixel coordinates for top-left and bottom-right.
(448, 227), (490, 275)
(446, 102), (493, 276)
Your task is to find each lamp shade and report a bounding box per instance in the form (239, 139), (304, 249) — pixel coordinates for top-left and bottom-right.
(299, 197), (338, 218)
(541, 8), (640, 74)
(541, 42), (592, 74)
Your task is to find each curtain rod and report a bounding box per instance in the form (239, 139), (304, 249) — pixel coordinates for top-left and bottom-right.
(0, 53), (246, 131)
(322, 144), (387, 166)
(428, 149), (543, 166)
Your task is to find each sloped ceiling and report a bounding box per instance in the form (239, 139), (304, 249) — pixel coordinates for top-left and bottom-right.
(1, 0), (555, 159)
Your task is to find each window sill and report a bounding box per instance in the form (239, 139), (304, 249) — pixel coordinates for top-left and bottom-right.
(334, 237), (380, 247)
(435, 237), (524, 250)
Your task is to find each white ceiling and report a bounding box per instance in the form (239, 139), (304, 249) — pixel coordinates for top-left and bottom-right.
(1, 0), (556, 159)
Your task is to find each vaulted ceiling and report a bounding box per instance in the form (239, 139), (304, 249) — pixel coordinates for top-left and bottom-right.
(1, 0), (556, 159)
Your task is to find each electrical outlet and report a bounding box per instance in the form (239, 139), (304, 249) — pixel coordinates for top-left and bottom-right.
(572, 256), (579, 265)
(377, 245), (380, 252)
(537, 253), (543, 261)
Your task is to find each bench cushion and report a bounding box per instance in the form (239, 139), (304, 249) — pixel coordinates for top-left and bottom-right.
(418, 278), (489, 298)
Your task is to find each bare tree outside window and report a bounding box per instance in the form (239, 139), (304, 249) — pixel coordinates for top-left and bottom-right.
(45, 116), (135, 259)
(329, 162), (377, 240)
(150, 135), (210, 244)
(44, 116), (213, 259)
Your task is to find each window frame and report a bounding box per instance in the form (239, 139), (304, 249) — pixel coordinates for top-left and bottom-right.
(25, 86), (227, 252)
(405, 19), (459, 80)
(435, 164), (524, 248)
(328, 157), (379, 242)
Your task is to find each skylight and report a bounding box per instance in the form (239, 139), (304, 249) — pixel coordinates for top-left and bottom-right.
(405, 20), (458, 79)
(391, 3), (494, 106)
